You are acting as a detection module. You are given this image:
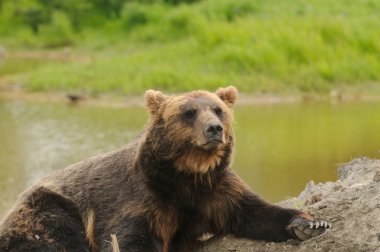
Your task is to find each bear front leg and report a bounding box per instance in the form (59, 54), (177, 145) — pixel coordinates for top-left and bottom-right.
(228, 191), (331, 242)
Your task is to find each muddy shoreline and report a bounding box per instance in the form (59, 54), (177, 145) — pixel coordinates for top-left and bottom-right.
(2, 88), (380, 108)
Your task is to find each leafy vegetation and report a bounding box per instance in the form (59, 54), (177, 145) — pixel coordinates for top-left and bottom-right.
(1, 0), (380, 94)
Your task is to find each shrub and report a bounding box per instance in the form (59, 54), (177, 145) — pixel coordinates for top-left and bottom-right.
(39, 11), (75, 47)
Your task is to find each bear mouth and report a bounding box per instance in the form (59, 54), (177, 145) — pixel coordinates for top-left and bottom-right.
(205, 140), (223, 144)
(203, 139), (224, 149)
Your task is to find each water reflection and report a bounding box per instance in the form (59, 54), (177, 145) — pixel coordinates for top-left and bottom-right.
(0, 99), (379, 216)
(234, 102), (380, 201)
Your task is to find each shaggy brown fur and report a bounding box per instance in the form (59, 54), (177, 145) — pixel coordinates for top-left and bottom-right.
(0, 86), (329, 252)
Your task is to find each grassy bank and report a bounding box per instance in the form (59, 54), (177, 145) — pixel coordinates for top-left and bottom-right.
(1, 0), (380, 95)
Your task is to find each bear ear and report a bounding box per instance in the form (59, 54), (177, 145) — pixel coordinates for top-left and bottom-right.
(216, 86), (238, 107)
(145, 89), (166, 115)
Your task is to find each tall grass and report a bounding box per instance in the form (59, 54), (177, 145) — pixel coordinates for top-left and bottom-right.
(1, 0), (380, 95)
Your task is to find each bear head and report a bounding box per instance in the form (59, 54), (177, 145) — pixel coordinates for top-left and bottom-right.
(144, 86), (238, 173)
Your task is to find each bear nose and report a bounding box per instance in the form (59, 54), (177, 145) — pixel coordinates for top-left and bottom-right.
(204, 123), (224, 138)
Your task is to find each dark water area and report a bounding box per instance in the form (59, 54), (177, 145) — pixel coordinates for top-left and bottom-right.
(1, 99), (380, 216)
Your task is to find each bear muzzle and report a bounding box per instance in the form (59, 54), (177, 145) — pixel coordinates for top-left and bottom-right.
(203, 122), (224, 148)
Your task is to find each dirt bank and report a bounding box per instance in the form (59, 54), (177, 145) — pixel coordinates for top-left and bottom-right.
(200, 158), (380, 252)
(3, 88), (380, 109)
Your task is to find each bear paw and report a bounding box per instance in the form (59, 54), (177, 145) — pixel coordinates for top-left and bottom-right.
(289, 218), (332, 241)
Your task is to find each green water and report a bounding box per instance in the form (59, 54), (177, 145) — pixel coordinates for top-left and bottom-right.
(1, 99), (380, 217)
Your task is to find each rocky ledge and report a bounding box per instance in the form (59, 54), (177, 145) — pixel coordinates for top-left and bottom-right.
(201, 158), (380, 252)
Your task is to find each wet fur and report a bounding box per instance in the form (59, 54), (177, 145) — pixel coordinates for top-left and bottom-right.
(0, 87), (312, 252)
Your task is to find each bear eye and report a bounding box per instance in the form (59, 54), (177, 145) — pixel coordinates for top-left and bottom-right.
(214, 107), (223, 117)
(183, 109), (197, 119)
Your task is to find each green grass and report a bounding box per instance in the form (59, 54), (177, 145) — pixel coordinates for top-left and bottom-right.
(1, 0), (380, 95)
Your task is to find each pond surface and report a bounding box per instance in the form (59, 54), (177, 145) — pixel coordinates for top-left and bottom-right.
(1, 99), (380, 217)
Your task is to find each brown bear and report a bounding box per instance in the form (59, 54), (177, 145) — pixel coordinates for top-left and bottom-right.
(0, 87), (330, 252)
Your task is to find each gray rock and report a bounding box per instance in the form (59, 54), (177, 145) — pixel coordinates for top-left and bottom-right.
(201, 158), (380, 252)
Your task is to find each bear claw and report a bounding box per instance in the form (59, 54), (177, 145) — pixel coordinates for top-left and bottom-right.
(289, 218), (331, 241)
